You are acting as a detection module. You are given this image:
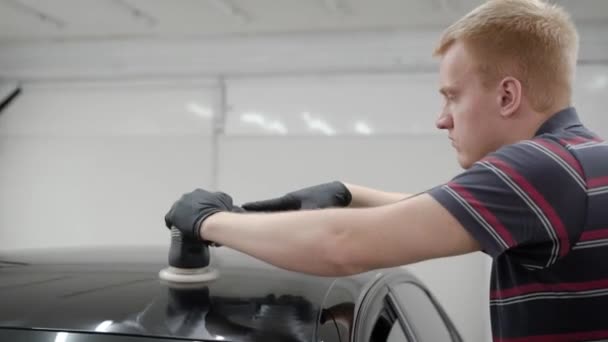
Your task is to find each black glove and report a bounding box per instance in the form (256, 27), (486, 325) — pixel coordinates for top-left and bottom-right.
(164, 189), (234, 241)
(242, 181), (352, 212)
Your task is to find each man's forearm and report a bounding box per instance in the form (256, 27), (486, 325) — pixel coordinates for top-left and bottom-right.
(201, 208), (381, 276)
(343, 183), (410, 208)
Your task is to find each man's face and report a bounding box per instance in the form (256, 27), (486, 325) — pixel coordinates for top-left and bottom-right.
(436, 41), (506, 169)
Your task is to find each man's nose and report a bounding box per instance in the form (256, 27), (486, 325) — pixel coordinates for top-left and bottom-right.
(436, 112), (453, 130)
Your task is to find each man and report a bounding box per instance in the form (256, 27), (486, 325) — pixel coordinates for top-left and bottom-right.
(165, 0), (608, 340)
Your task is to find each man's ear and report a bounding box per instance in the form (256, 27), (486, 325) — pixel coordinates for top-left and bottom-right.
(497, 76), (522, 118)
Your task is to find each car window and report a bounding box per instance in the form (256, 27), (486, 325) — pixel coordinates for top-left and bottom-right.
(369, 310), (393, 342)
(351, 272), (460, 342)
(386, 321), (409, 342)
(389, 283), (452, 342)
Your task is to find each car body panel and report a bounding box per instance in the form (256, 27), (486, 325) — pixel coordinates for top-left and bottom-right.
(0, 246), (362, 342)
(0, 246), (462, 342)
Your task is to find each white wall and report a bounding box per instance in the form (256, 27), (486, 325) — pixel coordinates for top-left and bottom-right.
(573, 65), (608, 137)
(0, 26), (607, 80)
(1, 29), (607, 342)
(0, 80), (220, 248)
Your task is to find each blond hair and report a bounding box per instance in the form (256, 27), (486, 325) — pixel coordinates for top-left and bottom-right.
(434, 0), (579, 112)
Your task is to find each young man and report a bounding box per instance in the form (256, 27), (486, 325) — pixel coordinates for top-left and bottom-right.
(165, 0), (608, 340)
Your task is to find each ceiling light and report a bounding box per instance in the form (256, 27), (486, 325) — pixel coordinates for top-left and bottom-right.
(301, 112), (336, 136)
(186, 102), (214, 119)
(240, 112), (288, 135)
(354, 121), (372, 135)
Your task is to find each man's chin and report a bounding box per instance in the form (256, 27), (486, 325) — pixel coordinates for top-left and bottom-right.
(457, 154), (475, 170)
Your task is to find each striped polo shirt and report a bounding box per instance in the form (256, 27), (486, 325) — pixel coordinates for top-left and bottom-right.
(428, 107), (608, 341)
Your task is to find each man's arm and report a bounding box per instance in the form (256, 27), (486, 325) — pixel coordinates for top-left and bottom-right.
(202, 193), (480, 276)
(344, 182), (411, 207)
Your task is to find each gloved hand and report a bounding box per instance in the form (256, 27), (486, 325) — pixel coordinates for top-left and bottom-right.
(164, 189), (234, 241)
(242, 181), (352, 212)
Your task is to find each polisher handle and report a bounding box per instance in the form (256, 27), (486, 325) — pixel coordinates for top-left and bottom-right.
(168, 227), (211, 269)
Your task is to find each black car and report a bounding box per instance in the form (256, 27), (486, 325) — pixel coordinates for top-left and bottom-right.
(0, 245), (462, 342)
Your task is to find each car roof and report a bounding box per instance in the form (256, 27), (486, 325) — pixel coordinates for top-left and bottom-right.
(0, 245), (368, 342)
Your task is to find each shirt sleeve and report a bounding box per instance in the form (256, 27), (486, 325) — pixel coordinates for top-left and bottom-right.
(427, 138), (587, 269)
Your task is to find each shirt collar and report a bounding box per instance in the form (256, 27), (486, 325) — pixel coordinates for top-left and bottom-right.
(534, 107), (582, 136)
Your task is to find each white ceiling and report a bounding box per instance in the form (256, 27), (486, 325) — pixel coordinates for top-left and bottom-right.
(0, 0), (607, 43)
